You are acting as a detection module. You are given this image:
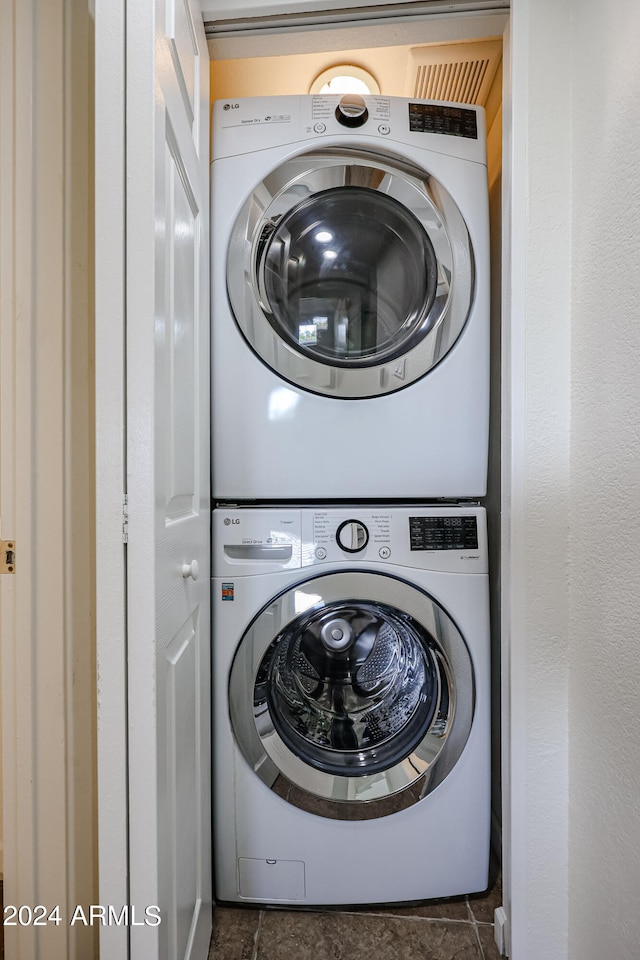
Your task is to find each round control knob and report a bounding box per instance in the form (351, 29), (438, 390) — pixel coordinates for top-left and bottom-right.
(335, 94), (369, 128)
(336, 519), (369, 553)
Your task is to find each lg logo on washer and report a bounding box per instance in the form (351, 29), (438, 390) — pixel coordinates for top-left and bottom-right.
(223, 103), (239, 111)
(223, 517), (240, 525)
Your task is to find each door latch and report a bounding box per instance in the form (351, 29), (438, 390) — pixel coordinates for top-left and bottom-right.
(1, 540), (16, 574)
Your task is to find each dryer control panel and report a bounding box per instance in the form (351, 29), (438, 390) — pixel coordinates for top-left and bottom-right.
(212, 95), (487, 165)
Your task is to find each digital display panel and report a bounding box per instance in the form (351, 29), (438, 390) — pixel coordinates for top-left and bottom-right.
(409, 516), (479, 551)
(408, 103), (478, 139)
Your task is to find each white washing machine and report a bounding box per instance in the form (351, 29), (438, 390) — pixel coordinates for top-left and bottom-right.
(211, 95), (490, 500)
(212, 505), (490, 906)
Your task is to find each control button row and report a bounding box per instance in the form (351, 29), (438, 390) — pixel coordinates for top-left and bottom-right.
(313, 121), (391, 135)
(314, 544), (391, 560)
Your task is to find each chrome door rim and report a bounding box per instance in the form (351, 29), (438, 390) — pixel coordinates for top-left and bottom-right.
(227, 147), (475, 399)
(228, 571), (475, 819)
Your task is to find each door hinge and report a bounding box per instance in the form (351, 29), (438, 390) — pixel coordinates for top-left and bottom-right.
(1, 540), (16, 574)
(122, 495), (129, 544)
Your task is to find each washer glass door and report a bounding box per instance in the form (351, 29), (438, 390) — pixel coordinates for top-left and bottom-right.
(229, 572), (475, 819)
(227, 150), (475, 399)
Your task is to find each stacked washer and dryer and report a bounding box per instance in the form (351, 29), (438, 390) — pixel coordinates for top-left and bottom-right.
(211, 94), (491, 906)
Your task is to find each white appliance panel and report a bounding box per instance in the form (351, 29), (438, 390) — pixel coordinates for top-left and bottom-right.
(211, 95), (490, 499)
(212, 506), (491, 905)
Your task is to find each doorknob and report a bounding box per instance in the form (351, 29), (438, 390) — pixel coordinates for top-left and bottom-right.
(182, 559), (200, 581)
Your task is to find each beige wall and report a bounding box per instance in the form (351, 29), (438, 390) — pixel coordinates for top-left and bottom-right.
(211, 43), (451, 99)
(212, 43), (415, 98)
(0, 1), (97, 956)
(210, 37), (503, 108)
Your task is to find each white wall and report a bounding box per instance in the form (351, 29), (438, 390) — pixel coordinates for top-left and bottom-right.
(568, 1), (640, 956)
(509, 0), (640, 957)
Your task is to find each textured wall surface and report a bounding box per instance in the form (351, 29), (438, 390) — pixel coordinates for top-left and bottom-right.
(509, 1), (640, 957)
(568, 1), (640, 956)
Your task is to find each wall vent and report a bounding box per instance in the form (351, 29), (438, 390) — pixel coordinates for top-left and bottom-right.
(406, 39), (502, 106)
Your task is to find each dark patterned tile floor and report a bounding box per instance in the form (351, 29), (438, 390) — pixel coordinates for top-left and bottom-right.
(209, 872), (504, 960)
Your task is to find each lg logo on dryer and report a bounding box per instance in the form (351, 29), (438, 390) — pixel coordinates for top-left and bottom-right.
(224, 517), (240, 525)
(223, 103), (240, 111)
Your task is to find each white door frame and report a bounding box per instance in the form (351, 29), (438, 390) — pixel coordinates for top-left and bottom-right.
(95, 1), (130, 957)
(502, 2), (571, 958)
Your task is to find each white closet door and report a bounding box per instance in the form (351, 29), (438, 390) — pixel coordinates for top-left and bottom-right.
(126, 1), (211, 958)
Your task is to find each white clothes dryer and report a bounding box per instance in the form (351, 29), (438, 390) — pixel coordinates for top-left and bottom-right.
(212, 505), (490, 906)
(211, 95), (490, 500)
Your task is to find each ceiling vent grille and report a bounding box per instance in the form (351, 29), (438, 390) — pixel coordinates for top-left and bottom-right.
(415, 58), (490, 104)
(406, 39), (502, 106)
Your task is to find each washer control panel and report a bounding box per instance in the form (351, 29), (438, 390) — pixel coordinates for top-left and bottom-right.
(213, 507), (487, 576)
(307, 509), (485, 571)
(314, 512), (391, 560)
(409, 515), (478, 551)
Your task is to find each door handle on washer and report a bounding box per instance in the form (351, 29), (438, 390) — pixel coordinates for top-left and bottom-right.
(182, 559), (200, 581)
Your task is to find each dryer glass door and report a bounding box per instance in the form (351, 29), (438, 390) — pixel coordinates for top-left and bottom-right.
(260, 186), (438, 367)
(227, 151), (475, 399)
(229, 571), (475, 820)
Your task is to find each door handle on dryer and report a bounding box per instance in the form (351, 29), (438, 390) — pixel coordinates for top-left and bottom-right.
(182, 559), (200, 581)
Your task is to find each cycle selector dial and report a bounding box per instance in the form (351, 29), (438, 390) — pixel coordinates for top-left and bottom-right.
(336, 519), (369, 553)
(335, 95), (369, 128)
